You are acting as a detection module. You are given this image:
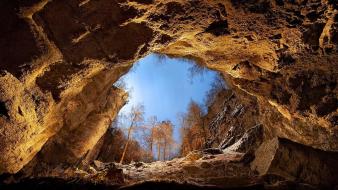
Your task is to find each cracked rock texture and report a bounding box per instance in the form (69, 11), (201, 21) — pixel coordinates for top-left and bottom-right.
(251, 137), (338, 187)
(11, 125), (337, 189)
(0, 0), (337, 184)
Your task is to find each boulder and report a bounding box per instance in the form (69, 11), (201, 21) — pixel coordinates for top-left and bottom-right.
(251, 138), (338, 187)
(224, 124), (264, 153)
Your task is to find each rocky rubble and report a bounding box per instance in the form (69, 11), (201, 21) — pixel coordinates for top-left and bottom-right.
(223, 124), (263, 153)
(3, 125), (336, 189)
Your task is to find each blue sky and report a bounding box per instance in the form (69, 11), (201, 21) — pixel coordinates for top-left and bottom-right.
(116, 53), (219, 144)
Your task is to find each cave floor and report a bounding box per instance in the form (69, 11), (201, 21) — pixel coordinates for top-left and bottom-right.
(118, 150), (255, 186)
(0, 149), (321, 190)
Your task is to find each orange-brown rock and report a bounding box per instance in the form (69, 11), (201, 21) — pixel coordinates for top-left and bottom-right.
(0, 0), (337, 177)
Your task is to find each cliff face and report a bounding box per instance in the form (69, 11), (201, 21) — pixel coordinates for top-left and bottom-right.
(0, 0), (337, 175)
(202, 86), (260, 149)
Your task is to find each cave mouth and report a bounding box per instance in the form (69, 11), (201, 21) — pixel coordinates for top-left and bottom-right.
(1, 0), (338, 189)
(86, 53), (267, 189)
(105, 53), (226, 164)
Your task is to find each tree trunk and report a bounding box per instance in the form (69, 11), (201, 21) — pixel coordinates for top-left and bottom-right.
(157, 142), (161, 161)
(149, 130), (153, 157)
(202, 119), (208, 148)
(163, 139), (167, 161)
(168, 143), (171, 160)
(120, 123), (134, 164)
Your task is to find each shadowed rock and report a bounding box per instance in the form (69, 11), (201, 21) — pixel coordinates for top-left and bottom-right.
(251, 138), (338, 188)
(0, 1), (337, 186)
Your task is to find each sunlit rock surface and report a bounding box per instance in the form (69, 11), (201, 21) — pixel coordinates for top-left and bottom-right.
(204, 87), (260, 149)
(28, 87), (128, 169)
(0, 0), (337, 188)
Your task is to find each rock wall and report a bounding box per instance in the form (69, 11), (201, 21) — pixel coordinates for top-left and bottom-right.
(0, 0), (337, 174)
(251, 137), (338, 187)
(204, 86), (260, 149)
(158, 0), (338, 150)
(35, 87), (127, 165)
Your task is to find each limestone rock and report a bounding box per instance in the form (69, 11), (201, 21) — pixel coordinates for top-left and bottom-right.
(251, 138), (338, 188)
(0, 0), (337, 177)
(224, 124), (264, 153)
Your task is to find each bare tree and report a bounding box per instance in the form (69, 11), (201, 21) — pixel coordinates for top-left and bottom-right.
(147, 116), (158, 157)
(153, 124), (164, 160)
(119, 104), (144, 164)
(179, 100), (208, 156)
(152, 120), (175, 161)
(161, 121), (174, 160)
(138, 116), (158, 161)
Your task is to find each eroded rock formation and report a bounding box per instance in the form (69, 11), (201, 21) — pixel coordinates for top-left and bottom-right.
(204, 87), (260, 149)
(252, 137), (338, 187)
(0, 0), (337, 188)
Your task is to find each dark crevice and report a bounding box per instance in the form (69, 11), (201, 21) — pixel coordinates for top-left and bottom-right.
(0, 101), (9, 119)
(248, 2), (271, 14)
(306, 11), (320, 21)
(205, 20), (230, 36)
(0, 1), (43, 79)
(302, 22), (325, 50)
(275, 0), (284, 6)
(129, 0), (154, 5)
(278, 53), (296, 67)
(316, 97), (338, 117)
(217, 3), (227, 17)
(271, 85), (292, 105)
(18, 106), (23, 116)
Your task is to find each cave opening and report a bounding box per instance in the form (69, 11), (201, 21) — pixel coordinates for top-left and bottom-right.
(1, 0), (338, 189)
(101, 53), (227, 164)
(83, 53), (267, 189)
